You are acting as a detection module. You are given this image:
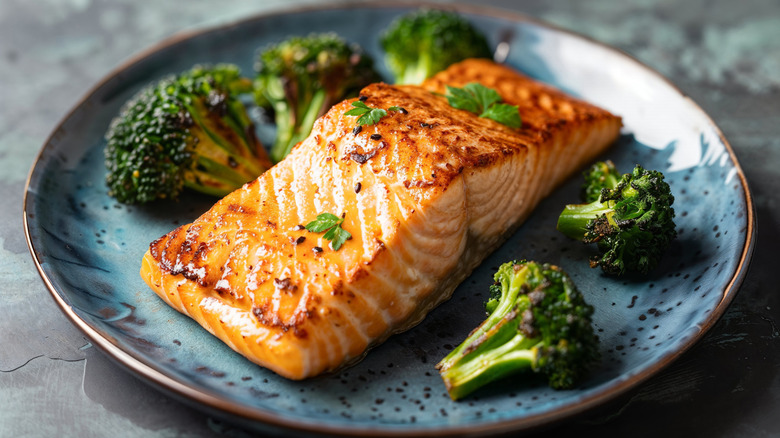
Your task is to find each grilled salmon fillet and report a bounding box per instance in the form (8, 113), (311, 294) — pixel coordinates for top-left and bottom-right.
(140, 59), (622, 379)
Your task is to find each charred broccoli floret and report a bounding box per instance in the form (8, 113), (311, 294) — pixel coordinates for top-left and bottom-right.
(581, 160), (621, 203)
(437, 261), (600, 400)
(104, 64), (270, 204)
(380, 9), (492, 85)
(557, 164), (677, 276)
(254, 33), (380, 162)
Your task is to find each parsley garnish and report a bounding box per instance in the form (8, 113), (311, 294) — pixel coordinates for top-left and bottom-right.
(305, 213), (352, 250)
(444, 83), (521, 128)
(344, 101), (403, 126)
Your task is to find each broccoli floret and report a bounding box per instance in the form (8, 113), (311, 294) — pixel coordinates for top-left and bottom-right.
(254, 33), (380, 163)
(380, 9), (492, 85)
(581, 160), (621, 203)
(557, 164), (677, 276)
(104, 64), (271, 204)
(437, 261), (599, 400)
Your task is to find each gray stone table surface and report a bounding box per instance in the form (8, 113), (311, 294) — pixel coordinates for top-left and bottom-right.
(2, 0), (778, 436)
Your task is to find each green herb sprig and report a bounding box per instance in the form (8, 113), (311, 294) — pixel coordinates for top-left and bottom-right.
(344, 101), (402, 126)
(305, 213), (352, 250)
(444, 83), (521, 128)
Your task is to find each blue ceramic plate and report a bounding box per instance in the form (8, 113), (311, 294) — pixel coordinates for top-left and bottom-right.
(24, 3), (755, 436)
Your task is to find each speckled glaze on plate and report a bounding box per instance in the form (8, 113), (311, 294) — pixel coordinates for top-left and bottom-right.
(24, 3), (755, 436)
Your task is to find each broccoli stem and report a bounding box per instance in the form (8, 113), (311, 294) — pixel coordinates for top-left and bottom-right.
(194, 156), (254, 185)
(441, 331), (538, 401)
(438, 263), (533, 372)
(225, 76), (254, 96)
(224, 98), (262, 156)
(188, 126), (264, 186)
(180, 155), (257, 197)
(270, 88), (328, 163)
(556, 200), (616, 240)
(397, 52), (433, 85)
(181, 101), (265, 183)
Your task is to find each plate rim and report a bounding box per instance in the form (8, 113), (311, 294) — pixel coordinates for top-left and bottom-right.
(22, 1), (757, 436)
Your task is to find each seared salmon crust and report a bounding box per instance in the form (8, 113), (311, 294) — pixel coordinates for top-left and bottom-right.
(141, 59), (622, 379)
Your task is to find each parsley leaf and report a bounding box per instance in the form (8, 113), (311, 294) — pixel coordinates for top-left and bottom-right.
(344, 102), (405, 126)
(444, 86), (481, 114)
(344, 101), (388, 126)
(464, 83), (502, 112)
(481, 103), (522, 129)
(305, 213), (341, 232)
(326, 226), (351, 251)
(305, 212), (352, 250)
(444, 83), (522, 128)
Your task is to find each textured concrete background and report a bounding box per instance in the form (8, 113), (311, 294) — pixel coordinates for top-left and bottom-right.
(2, 0), (779, 436)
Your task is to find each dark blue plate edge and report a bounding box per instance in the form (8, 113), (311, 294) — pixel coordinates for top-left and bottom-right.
(21, 1), (757, 437)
